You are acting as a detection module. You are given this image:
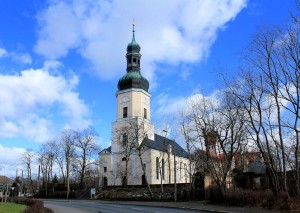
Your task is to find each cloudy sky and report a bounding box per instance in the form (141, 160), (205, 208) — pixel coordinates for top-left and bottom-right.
(0, 0), (295, 177)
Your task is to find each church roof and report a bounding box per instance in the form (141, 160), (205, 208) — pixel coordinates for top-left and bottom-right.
(101, 135), (189, 158)
(101, 146), (111, 154)
(0, 175), (13, 184)
(143, 134), (189, 158)
(248, 157), (266, 175)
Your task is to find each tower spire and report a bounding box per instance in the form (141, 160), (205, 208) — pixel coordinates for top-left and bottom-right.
(132, 19), (136, 42)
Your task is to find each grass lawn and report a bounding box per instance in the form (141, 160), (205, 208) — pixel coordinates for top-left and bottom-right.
(0, 203), (27, 213)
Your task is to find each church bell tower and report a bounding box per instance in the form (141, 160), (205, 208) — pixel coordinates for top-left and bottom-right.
(111, 24), (154, 153)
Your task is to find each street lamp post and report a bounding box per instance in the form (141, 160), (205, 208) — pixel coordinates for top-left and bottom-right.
(174, 145), (177, 202)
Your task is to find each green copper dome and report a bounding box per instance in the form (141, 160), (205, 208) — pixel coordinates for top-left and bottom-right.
(127, 40), (141, 52)
(126, 28), (141, 53)
(118, 71), (149, 91)
(118, 26), (149, 92)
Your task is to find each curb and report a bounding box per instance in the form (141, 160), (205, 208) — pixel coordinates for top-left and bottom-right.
(97, 201), (236, 213)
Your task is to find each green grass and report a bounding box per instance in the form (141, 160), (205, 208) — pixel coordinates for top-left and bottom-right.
(0, 203), (27, 213)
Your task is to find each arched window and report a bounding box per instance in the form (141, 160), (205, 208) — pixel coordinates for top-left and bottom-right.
(122, 133), (127, 146)
(122, 157), (127, 161)
(156, 157), (159, 180)
(103, 177), (108, 186)
(123, 107), (128, 118)
(162, 159), (165, 180)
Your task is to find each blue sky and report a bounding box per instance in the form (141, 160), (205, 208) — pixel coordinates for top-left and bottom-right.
(0, 0), (296, 176)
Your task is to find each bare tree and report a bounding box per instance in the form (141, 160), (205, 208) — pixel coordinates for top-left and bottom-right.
(184, 93), (247, 196)
(38, 142), (55, 196)
(226, 70), (282, 197)
(113, 125), (136, 186)
(61, 129), (76, 199)
(21, 149), (35, 195)
(179, 114), (197, 194)
(49, 139), (66, 185)
(128, 118), (154, 197)
(225, 13), (300, 197)
(73, 127), (98, 188)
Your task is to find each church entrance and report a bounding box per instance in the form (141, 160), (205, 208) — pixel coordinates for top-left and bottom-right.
(194, 172), (205, 200)
(122, 176), (127, 186)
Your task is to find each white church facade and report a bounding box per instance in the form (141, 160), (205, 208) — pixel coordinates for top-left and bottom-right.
(99, 27), (192, 186)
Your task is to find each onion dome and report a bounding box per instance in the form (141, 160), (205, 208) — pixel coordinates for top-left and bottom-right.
(118, 71), (149, 91)
(127, 32), (141, 53)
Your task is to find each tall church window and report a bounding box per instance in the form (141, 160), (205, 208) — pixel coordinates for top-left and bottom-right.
(104, 167), (107, 172)
(156, 157), (159, 180)
(103, 177), (108, 186)
(162, 159), (165, 180)
(122, 133), (127, 146)
(180, 162), (182, 179)
(123, 107), (128, 118)
(144, 108), (147, 119)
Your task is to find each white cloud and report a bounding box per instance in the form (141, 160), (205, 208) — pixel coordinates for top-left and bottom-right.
(0, 48), (8, 57)
(0, 145), (26, 178)
(154, 91), (221, 118)
(11, 53), (32, 64)
(0, 145), (25, 166)
(0, 147), (42, 179)
(0, 47), (32, 64)
(34, 0), (247, 82)
(0, 68), (91, 143)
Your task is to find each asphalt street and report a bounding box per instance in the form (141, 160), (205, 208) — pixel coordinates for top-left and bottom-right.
(43, 200), (211, 213)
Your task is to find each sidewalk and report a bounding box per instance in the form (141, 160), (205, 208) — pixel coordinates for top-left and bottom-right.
(99, 200), (289, 213)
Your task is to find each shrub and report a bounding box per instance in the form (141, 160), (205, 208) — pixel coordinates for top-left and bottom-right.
(208, 188), (276, 208)
(208, 186), (224, 204)
(5, 198), (44, 213)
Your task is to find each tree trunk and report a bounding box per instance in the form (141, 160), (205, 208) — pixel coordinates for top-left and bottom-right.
(138, 153), (153, 198)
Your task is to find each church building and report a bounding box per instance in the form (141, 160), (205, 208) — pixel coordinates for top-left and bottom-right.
(99, 26), (192, 186)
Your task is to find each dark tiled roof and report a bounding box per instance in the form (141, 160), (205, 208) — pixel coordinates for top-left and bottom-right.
(143, 134), (189, 158)
(248, 157), (266, 174)
(101, 146), (111, 153)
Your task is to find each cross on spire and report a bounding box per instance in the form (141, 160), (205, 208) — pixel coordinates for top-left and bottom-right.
(132, 19), (135, 32)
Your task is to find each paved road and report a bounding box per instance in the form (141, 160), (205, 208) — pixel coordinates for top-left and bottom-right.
(44, 200), (211, 213)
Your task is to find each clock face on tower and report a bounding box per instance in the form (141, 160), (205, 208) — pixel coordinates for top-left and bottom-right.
(122, 96), (129, 103)
(144, 97), (148, 105)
